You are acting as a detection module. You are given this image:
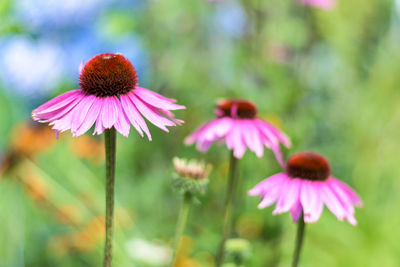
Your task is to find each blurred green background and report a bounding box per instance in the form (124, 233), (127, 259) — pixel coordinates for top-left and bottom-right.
(0, 0), (399, 266)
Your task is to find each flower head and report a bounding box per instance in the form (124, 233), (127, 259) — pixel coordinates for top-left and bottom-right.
(32, 53), (185, 139)
(249, 152), (362, 225)
(185, 99), (290, 164)
(172, 157), (211, 194)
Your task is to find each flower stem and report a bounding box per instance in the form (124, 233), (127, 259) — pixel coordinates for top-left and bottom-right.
(170, 191), (193, 267)
(215, 151), (239, 267)
(104, 128), (116, 267)
(292, 213), (306, 267)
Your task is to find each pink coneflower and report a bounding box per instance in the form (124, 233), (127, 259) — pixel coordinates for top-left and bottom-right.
(32, 53), (185, 139)
(185, 99), (290, 164)
(300, 0), (335, 10)
(249, 152), (362, 225)
(32, 52), (185, 267)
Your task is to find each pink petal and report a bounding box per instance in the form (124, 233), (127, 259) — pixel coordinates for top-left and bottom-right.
(226, 122), (246, 158)
(248, 173), (288, 196)
(70, 95), (97, 135)
(158, 109), (184, 125)
(37, 95), (84, 123)
(319, 182), (347, 221)
(270, 142), (286, 169)
(197, 118), (233, 144)
(300, 0), (335, 10)
(300, 181), (323, 223)
(273, 178), (301, 214)
(113, 100), (131, 137)
(134, 87), (186, 110)
(93, 98), (105, 135)
(129, 93), (175, 132)
(74, 97), (103, 136)
(241, 120), (264, 157)
(135, 87), (177, 102)
(329, 178), (363, 207)
(290, 201), (303, 222)
(257, 175), (289, 209)
(33, 90), (82, 114)
(256, 119), (291, 148)
(255, 119), (279, 147)
(120, 93), (151, 140)
(100, 96), (119, 129)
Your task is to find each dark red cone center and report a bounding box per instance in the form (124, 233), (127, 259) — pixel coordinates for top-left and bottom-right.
(216, 99), (257, 119)
(287, 152), (330, 181)
(79, 53), (138, 97)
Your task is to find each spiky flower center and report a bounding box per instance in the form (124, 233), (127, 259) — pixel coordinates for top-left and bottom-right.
(216, 100), (257, 119)
(79, 53), (138, 97)
(287, 152), (330, 181)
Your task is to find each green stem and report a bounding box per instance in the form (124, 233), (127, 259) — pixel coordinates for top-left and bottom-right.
(292, 213), (306, 267)
(170, 192), (193, 267)
(104, 128), (116, 267)
(215, 151), (239, 267)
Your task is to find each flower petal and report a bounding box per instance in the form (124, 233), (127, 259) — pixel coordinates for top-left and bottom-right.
(319, 182), (347, 221)
(120, 93), (151, 140)
(100, 96), (119, 129)
(71, 95), (96, 135)
(300, 181), (323, 223)
(248, 173), (288, 196)
(113, 100), (131, 137)
(129, 93), (175, 132)
(242, 120), (264, 157)
(226, 122), (246, 158)
(273, 178), (301, 214)
(134, 87), (186, 110)
(33, 90), (82, 115)
(290, 200), (303, 222)
(74, 97), (103, 136)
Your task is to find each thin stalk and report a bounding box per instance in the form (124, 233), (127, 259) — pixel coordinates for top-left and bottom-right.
(215, 151), (239, 267)
(292, 213), (306, 267)
(170, 192), (193, 266)
(104, 128), (116, 267)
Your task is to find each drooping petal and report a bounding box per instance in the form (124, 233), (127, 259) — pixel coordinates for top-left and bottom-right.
(241, 120), (264, 157)
(120, 93), (151, 140)
(256, 119), (291, 148)
(290, 200), (303, 222)
(129, 93), (175, 132)
(50, 94), (93, 134)
(194, 118), (233, 151)
(273, 178), (301, 214)
(113, 100), (131, 137)
(134, 87), (186, 110)
(257, 174), (289, 209)
(226, 122), (246, 158)
(329, 178), (363, 207)
(37, 95), (84, 123)
(70, 95), (96, 135)
(100, 96), (119, 129)
(319, 182), (347, 221)
(93, 99), (105, 135)
(248, 173), (288, 196)
(327, 178), (355, 214)
(300, 181), (323, 223)
(74, 97), (103, 136)
(33, 90), (82, 115)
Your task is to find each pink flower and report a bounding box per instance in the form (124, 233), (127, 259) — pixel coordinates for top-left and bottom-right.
(32, 53), (185, 139)
(185, 99), (290, 163)
(300, 0), (335, 10)
(249, 152), (363, 225)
